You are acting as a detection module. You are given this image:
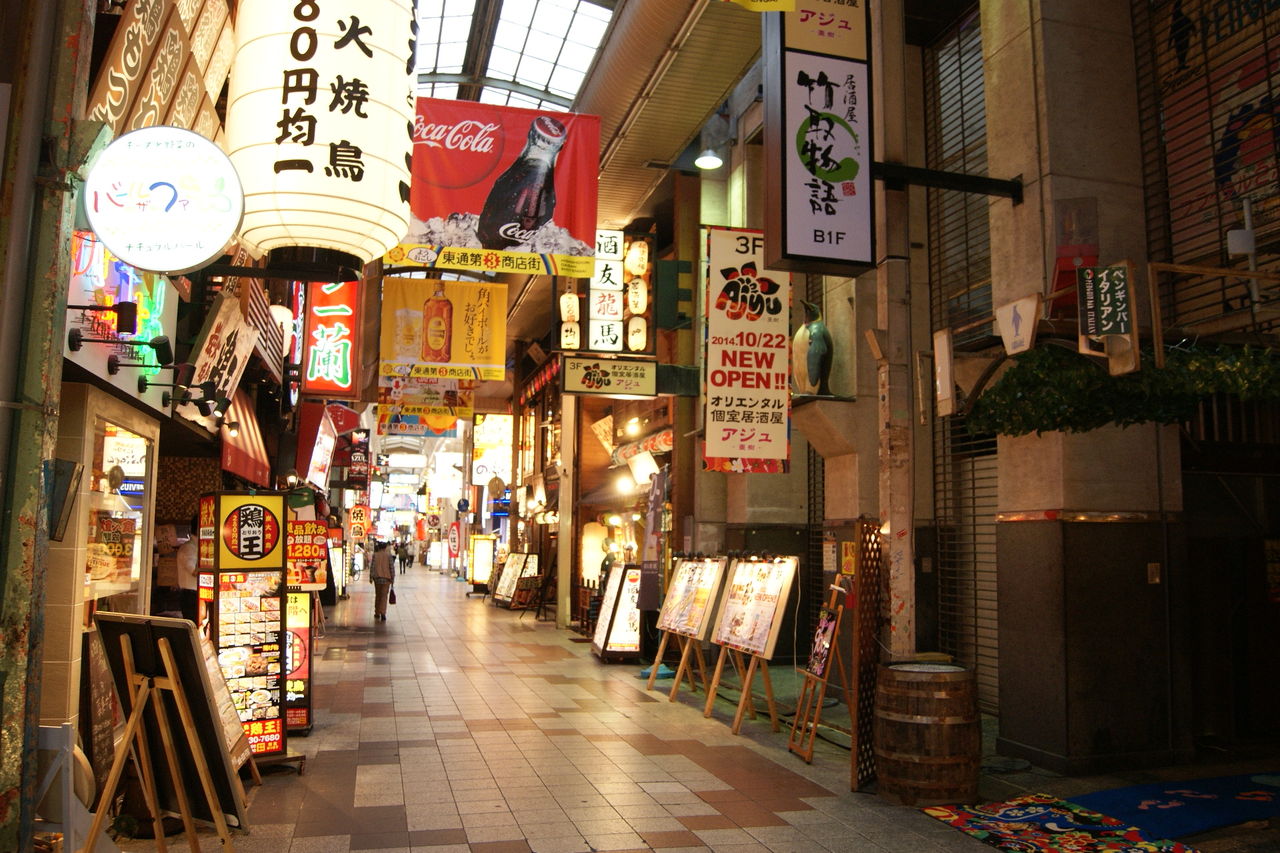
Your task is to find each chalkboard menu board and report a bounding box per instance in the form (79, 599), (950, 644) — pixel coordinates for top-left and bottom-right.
(94, 612), (248, 829)
(78, 628), (117, 798)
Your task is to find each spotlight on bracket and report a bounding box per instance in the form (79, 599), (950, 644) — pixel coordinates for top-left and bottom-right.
(66, 301), (138, 335)
(69, 329), (173, 367)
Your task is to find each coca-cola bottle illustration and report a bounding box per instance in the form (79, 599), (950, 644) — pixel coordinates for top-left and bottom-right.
(421, 281), (453, 363)
(477, 116), (566, 249)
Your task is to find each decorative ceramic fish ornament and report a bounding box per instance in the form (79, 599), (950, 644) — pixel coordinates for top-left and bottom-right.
(791, 300), (833, 395)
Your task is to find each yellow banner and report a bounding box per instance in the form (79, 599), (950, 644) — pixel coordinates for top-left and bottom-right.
(380, 277), (507, 383)
(725, 0), (796, 10)
(386, 243), (595, 279)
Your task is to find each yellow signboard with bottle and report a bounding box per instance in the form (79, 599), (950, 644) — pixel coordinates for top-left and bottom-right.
(379, 277), (507, 381)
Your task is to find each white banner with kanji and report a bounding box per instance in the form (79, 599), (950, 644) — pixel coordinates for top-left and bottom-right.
(703, 228), (791, 471)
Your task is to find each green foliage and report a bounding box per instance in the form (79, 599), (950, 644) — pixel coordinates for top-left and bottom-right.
(965, 343), (1280, 436)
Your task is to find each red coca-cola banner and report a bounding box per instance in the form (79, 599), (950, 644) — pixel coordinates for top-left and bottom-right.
(396, 99), (600, 278)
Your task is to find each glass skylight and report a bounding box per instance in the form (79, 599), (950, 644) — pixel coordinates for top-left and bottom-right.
(416, 0), (613, 111)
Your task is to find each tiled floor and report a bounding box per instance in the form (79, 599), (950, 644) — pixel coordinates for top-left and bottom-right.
(121, 567), (987, 852)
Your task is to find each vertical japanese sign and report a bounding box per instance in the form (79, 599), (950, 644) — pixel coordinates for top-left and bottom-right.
(301, 280), (360, 398)
(226, 0), (415, 263)
(180, 292), (261, 431)
(388, 99), (600, 277)
(284, 590), (313, 731)
(573, 230), (656, 355)
(1077, 265), (1133, 340)
(379, 277), (506, 381)
(764, 0), (875, 273)
(704, 227), (791, 472)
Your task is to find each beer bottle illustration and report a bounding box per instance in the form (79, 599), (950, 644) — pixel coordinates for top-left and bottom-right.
(477, 116), (566, 249)
(421, 281), (453, 363)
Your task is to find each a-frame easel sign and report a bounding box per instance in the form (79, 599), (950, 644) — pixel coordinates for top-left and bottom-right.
(787, 578), (855, 762)
(648, 556), (728, 700)
(703, 556), (798, 734)
(85, 612), (248, 852)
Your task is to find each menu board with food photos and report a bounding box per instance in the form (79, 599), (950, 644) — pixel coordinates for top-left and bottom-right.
(491, 552), (527, 604)
(214, 570), (285, 756)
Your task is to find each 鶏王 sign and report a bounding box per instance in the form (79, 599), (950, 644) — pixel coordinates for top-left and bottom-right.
(764, 0), (875, 274)
(704, 227), (791, 473)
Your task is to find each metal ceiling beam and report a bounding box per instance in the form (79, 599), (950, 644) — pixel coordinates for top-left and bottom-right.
(457, 0), (504, 102)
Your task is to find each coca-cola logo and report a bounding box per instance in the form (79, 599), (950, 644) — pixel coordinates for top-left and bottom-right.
(497, 222), (537, 244)
(414, 117), (501, 152)
(412, 116), (506, 189)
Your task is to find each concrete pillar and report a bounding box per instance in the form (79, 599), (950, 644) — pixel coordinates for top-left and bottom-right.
(983, 0), (1190, 772)
(872, 0), (915, 656)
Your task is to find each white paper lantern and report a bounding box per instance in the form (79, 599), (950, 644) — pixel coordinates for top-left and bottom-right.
(626, 316), (648, 352)
(626, 278), (648, 314)
(226, 0), (414, 263)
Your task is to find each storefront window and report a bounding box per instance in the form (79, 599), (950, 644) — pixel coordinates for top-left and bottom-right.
(85, 419), (152, 612)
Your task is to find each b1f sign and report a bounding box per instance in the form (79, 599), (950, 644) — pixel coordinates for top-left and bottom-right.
(764, 0), (875, 274)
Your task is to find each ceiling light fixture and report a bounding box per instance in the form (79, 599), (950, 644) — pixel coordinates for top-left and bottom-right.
(694, 148), (723, 170)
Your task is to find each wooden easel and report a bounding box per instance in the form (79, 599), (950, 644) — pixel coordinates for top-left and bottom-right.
(702, 644), (780, 735)
(82, 634), (239, 853)
(788, 581), (855, 762)
(645, 630), (708, 699)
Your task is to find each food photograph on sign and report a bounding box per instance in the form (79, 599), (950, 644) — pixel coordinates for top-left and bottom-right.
(389, 99), (601, 277)
(215, 570), (285, 754)
(712, 557), (799, 659)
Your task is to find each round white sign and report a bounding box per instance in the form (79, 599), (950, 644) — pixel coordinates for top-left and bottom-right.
(83, 125), (244, 275)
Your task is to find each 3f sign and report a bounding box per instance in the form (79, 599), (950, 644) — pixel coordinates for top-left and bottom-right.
(735, 235), (764, 255)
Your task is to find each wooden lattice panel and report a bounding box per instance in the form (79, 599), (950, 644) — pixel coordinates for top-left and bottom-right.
(850, 516), (883, 790)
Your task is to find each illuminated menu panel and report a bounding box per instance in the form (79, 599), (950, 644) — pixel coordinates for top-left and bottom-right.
(215, 570), (285, 756)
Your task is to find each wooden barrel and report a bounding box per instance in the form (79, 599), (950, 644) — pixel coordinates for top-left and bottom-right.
(874, 663), (979, 806)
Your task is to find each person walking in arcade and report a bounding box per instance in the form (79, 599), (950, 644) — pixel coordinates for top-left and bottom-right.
(370, 540), (395, 622)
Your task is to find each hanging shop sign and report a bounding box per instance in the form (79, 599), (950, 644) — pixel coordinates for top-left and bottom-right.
(1077, 264), (1133, 341)
(65, 230), (179, 415)
(348, 504), (371, 541)
(226, 0), (414, 262)
(557, 230), (656, 356)
(300, 280), (361, 399)
(305, 411), (338, 491)
(179, 291), (260, 431)
(995, 293), (1043, 357)
(387, 98), (600, 278)
(764, 0), (875, 274)
(563, 356), (657, 399)
(379, 277), (506, 382)
(471, 414), (513, 487)
(725, 0), (796, 9)
(83, 125), (243, 275)
(347, 429), (370, 490)
(703, 227), (791, 472)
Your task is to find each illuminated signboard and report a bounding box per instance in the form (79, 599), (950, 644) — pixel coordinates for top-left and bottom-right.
(301, 280), (360, 399)
(82, 125), (244, 275)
